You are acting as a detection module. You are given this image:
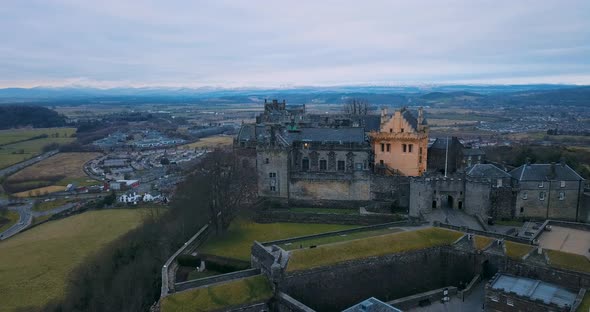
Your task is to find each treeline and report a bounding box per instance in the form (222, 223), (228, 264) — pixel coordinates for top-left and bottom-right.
(484, 145), (590, 178)
(0, 106), (66, 129)
(36, 150), (254, 312)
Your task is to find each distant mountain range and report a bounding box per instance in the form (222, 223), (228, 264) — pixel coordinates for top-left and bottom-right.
(0, 84), (588, 107)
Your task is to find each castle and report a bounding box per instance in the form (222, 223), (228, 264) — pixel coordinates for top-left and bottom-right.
(234, 100), (589, 223)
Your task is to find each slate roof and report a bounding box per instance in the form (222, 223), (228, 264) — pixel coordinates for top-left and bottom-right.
(283, 127), (366, 143)
(490, 274), (577, 309)
(430, 137), (463, 150)
(361, 115), (381, 132)
(466, 164), (511, 178)
(462, 148), (486, 156)
(510, 163), (584, 181)
(402, 110), (418, 131)
(236, 124), (256, 141)
(342, 297), (402, 312)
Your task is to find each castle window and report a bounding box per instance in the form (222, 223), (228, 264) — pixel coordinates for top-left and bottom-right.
(559, 192), (565, 200)
(538, 181), (544, 188)
(419, 156), (422, 163)
(264, 158), (269, 164)
(355, 163), (363, 171)
(386, 144), (391, 152)
(560, 181), (565, 188)
(337, 160), (345, 171)
(408, 144), (413, 153)
(419, 147), (423, 155)
(319, 159), (327, 171)
(381, 143), (385, 152)
(379, 160), (384, 166)
(520, 207), (524, 213)
(432, 200), (437, 209)
(401, 128), (404, 133)
(389, 128), (393, 133)
(522, 192), (528, 200)
(302, 158), (309, 171)
(269, 172), (276, 178)
(539, 191), (545, 200)
(270, 186), (276, 192)
(402, 144), (407, 153)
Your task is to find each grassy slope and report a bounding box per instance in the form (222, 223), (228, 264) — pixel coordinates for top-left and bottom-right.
(279, 227), (403, 251)
(0, 128), (77, 169)
(160, 275), (272, 312)
(0, 209), (146, 311)
(287, 227), (463, 272)
(199, 220), (356, 261)
(474, 236), (493, 250)
(0, 210), (19, 233)
(578, 292), (590, 312)
(547, 250), (590, 273)
(505, 241), (534, 260)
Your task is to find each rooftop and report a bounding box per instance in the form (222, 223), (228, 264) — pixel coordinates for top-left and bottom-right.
(343, 297), (402, 312)
(283, 127), (366, 144)
(466, 164), (511, 179)
(510, 163), (584, 181)
(490, 274), (577, 309)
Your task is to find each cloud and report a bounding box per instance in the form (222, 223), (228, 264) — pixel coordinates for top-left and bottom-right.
(0, 0), (589, 87)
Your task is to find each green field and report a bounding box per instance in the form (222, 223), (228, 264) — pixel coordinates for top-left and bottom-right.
(288, 207), (359, 215)
(199, 220), (356, 261)
(0, 210), (19, 233)
(0, 127), (76, 169)
(474, 235), (493, 250)
(33, 198), (72, 212)
(287, 227), (463, 272)
(0, 209), (147, 311)
(279, 227), (403, 251)
(578, 292), (590, 312)
(160, 275), (272, 312)
(546, 250), (590, 273)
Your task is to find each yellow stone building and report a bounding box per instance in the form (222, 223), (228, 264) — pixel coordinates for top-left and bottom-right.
(370, 107), (428, 176)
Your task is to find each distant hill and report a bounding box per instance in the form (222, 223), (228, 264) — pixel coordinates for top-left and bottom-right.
(420, 91), (484, 101)
(0, 106), (66, 129)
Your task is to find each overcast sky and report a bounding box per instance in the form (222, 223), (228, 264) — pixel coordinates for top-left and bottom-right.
(1, 0), (589, 88)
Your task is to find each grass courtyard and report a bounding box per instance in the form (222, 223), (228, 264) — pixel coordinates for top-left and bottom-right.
(160, 274), (272, 312)
(0, 209), (147, 311)
(287, 227), (463, 272)
(546, 249), (590, 273)
(198, 220), (356, 261)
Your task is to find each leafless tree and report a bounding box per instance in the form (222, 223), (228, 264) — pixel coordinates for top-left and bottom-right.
(343, 97), (371, 115)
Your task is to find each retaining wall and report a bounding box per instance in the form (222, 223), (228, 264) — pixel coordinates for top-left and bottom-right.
(255, 210), (402, 225)
(387, 286), (458, 310)
(174, 269), (260, 292)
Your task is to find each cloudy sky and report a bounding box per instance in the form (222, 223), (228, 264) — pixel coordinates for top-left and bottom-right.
(1, 0), (589, 88)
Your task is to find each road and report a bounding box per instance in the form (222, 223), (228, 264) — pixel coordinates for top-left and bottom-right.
(0, 201), (79, 240)
(0, 202), (33, 240)
(0, 150), (59, 177)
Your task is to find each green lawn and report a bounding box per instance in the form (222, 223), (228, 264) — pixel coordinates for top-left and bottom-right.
(288, 207), (359, 215)
(505, 241), (534, 259)
(199, 220), (356, 261)
(186, 269), (221, 281)
(287, 227), (463, 272)
(279, 227), (403, 251)
(160, 275), (272, 312)
(0, 127), (76, 169)
(0, 209), (147, 311)
(0, 210), (19, 233)
(547, 250), (590, 273)
(578, 291), (590, 312)
(33, 198), (72, 212)
(474, 235), (493, 250)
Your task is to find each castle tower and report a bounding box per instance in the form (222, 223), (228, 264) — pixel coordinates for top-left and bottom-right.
(370, 107), (428, 176)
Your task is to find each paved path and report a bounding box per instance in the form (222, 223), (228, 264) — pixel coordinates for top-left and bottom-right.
(423, 208), (484, 231)
(0, 203), (33, 240)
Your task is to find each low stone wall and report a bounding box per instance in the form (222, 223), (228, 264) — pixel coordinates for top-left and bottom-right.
(274, 292), (316, 312)
(228, 302), (270, 312)
(174, 269), (260, 292)
(503, 257), (590, 290)
(255, 210), (403, 225)
(260, 221), (414, 246)
(251, 242), (276, 277)
(458, 274), (480, 300)
(435, 222), (532, 244)
(387, 286), (458, 310)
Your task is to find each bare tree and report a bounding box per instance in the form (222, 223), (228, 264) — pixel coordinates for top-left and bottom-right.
(343, 97), (371, 116)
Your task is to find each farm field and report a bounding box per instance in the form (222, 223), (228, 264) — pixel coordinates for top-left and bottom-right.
(181, 135), (233, 150)
(0, 209), (148, 311)
(0, 128), (77, 169)
(5, 152), (101, 196)
(199, 220), (356, 261)
(0, 210), (19, 233)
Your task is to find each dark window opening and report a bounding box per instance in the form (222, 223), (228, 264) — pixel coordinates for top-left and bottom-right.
(386, 144), (391, 152)
(432, 200), (437, 209)
(402, 144), (407, 153)
(381, 143), (385, 152)
(408, 144), (413, 153)
(337, 160), (345, 171)
(319, 159), (327, 171)
(302, 158), (309, 171)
